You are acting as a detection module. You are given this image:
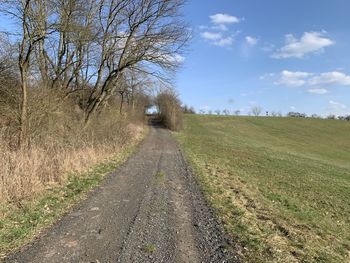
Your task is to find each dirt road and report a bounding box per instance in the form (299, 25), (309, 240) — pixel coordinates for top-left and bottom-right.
(4, 126), (237, 263)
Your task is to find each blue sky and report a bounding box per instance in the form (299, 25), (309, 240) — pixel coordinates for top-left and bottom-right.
(177, 0), (350, 116)
(1, 1), (349, 116)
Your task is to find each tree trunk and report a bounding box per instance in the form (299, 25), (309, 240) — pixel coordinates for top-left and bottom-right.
(19, 65), (29, 148)
(37, 39), (49, 87)
(119, 92), (124, 114)
(18, 0), (31, 148)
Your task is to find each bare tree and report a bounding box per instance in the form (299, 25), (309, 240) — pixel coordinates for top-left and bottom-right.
(84, 0), (190, 123)
(222, 109), (230, 115)
(156, 87), (182, 131)
(0, 0), (190, 145)
(1, 0), (44, 146)
(122, 68), (152, 113)
(251, 106), (262, 116)
(0, 33), (19, 126)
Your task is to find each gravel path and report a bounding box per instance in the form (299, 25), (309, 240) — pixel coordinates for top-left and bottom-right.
(4, 126), (237, 263)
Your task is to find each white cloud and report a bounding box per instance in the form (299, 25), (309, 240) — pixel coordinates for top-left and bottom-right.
(259, 73), (275, 80)
(212, 24), (229, 31)
(200, 14), (242, 48)
(210, 13), (241, 24)
(201, 31), (222, 40)
(245, 36), (258, 46)
(327, 100), (350, 116)
(213, 36), (234, 47)
(274, 70), (312, 87)
(273, 70), (350, 90)
(201, 31), (234, 47)
(272, 31), (335, 59)
(200, 105), (211, 111)
(172, 54), (185, 63)
(200, 24), (228, 32)
(164, 54), (185, 64)
(329, 100), (347, 109)
(307, 88), (329, 94)
(290, 106), (296, 110)
(309, 71), (350, 86)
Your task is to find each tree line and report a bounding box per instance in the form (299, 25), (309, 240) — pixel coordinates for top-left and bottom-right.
(0, 0), (189, 147)
(195, 108), (350, 120)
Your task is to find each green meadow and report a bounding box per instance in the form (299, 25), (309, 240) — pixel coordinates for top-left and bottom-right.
(175, 115), (350, 262)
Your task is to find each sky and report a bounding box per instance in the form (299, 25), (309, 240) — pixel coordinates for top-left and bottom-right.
(1, 1), (350, 117)
(176, 0), (350, 116)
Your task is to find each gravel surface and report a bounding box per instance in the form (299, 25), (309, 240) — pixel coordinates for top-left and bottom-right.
(3, 126), (238, 263)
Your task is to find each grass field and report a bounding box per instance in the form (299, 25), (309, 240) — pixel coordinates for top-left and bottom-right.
(174, 115), (350, 262)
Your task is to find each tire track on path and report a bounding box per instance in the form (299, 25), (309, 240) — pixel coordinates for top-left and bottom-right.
(4, 126), (237, 263)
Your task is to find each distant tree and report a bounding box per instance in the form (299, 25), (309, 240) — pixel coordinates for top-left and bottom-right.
(215, 109), (221, 115)
(222, 109), (230, 115)
(251, 106), (262, 116)
(208, 110), (213, 115)
(327, 114), (336, 120)
(234, 110), (240, 116)
(338, 115), (350, 121)
(182, 105), (196, 114)
(182, 104), (189, 113)
(287, 112), (306, 118)
(311, 114), (321, 119)
(199, 109), (206, 115)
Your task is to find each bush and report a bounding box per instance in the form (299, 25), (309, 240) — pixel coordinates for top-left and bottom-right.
(0, 87), (145, 204)
(156, 89), (183, 131)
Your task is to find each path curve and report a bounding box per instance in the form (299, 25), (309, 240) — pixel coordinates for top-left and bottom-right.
(4, 126), (237, 263)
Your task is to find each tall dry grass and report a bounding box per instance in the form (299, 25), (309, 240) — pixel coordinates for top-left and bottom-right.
(0, 89), (145, 205)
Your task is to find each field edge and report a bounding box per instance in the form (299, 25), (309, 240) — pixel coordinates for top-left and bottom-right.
(0, 126), (149, 258)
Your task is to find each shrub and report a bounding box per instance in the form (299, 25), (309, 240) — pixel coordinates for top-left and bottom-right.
(0, 87), (145, 204)
(156, 89), (183, 131)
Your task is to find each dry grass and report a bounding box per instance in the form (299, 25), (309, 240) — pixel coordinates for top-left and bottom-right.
(0, 132), (146, 256)
(1, 142), (112, 203)
(0, 102), (145, 205)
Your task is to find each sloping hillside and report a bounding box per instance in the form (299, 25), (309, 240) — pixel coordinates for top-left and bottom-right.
(175, 115), (350, 262)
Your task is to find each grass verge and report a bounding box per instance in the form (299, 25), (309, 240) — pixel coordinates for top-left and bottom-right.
(0, 127), (147, 258)
(174, 115), (350, 263)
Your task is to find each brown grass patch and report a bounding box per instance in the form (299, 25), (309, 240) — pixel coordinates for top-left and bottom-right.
(0, 107), (145, 205)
